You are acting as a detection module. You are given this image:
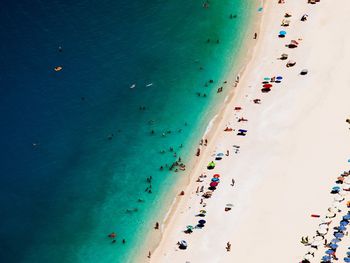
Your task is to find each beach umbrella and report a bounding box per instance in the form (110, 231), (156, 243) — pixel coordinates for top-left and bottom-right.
(261, 87), (271, 93)
(186, 225), (194, 230)
(279, 30), (287, 35)
(199, 210), (206, 214)
(338, 225), (346, 231)
(328, 206), (339, 213)
(211, 177), (220, 182)
(300, 69), (308, 75)
(344, 178), (350, 184)
(322, 217), (332, 223)
(322, 255), (331, 261)
(339, 190), (347, 196)
(344, 257), (350, 263)
(276, 76), (283, 80)
(287, 60), (296, 67)
(330, 243), (338, 249)
(334, 195), (344, 202)
(317, 228), (328, 235)
(303, 254), (313, 260)
(238, 129), (248, 133)
(178, 240), (187, 249)
(318, 224), (328, 231)
(207, 161), (215, 170)
(308, 247), (317, 254)
(210, 181), (218, 187)
(325, 249), (335, 255)
(348, 251), (350, 256)
(311, 240), (322, 247)
(331, 238), (341, 243)
(334, 232), (344, 238)
(280, 54), (288, 60)
(263, 77), (270, 81)
(198, 220), (206, 224)
(263, 83), (272, 88)
(208, 161), (215, 166)
(343, 214), (350, 220)
(226, 203), (234, 207)
(213, 174), (220, 178)
(332, 186), (341, 191)
(326, 212), (336, 218)
(340, 220), (349, 226)
(216, 153), (224, 157)
(314, 235), (324, 242)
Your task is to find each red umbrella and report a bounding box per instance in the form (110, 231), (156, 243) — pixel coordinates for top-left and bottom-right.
(213, 174), (220, 178)
(263, 84), (272, 88)
(210, 181), (218, 187)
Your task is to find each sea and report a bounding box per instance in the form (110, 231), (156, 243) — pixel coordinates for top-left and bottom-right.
(0, 0), (256, 262)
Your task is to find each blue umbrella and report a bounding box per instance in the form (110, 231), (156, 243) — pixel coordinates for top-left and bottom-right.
(211, 178), (220, 182)
(331, 238), (341, 243)
(332, 186), (341, 190)
(238, 129), (248, 133)
(340, 220), (349, 226)
(347, 251), (350, 256)
(325, 249), (335, 254)
(344, 257), (350, 263)
(216, 153), (224, 157)
(334, 232), (344, 238)
(322, 255), (331, 261)
(344, 214), (350, 220)
(276, 76), (283, 80)
(338, 225), (346, 231)
(279, 30), (287, 35)
(330, 243), (338, 249)
(198, 220), (206, 224)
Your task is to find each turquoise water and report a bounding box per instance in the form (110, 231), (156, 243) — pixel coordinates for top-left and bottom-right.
(0, 0), (255, 262)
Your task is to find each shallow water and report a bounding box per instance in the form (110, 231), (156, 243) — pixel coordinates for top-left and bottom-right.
(0, 0), (253, 262)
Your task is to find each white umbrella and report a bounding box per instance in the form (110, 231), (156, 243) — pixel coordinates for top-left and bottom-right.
(334, 195), (344, 202)
(308, 247), (318, 254)
(303, 253), (313, 260)
(344, 178), (350, 185)
(326, 212), (336, 218)
(339, 190), (348, 196)
(321, 217), (332, 223)
(311, 240), (322, 247)
(317, 228), (328, 235)
(318, 224), (328, 230)
(313, 235), (324, 242)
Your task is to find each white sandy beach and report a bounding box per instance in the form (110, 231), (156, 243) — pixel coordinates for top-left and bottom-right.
(148, 0), (350, 262)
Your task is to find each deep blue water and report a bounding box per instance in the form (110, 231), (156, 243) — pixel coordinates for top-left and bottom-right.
(0, 0), (253, 262)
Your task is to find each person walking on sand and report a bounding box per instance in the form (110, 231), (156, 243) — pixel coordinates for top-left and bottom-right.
(148, 251), (151, 258)
(155, 222), (159, 230)
(231, 178), (235, 187)
(254, 32), (257, 39)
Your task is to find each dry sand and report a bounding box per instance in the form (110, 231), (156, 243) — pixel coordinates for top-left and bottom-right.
(149, 0), (350, 262)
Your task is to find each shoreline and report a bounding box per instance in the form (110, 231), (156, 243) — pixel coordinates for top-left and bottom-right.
(148, 0), (350, 262)
(133, 1), (265, 262)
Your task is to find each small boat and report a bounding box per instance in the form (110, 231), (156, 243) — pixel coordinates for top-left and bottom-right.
(146, 83), (153, 87)
(54, 66), (62, 72)
(130, 84), (136, 89)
